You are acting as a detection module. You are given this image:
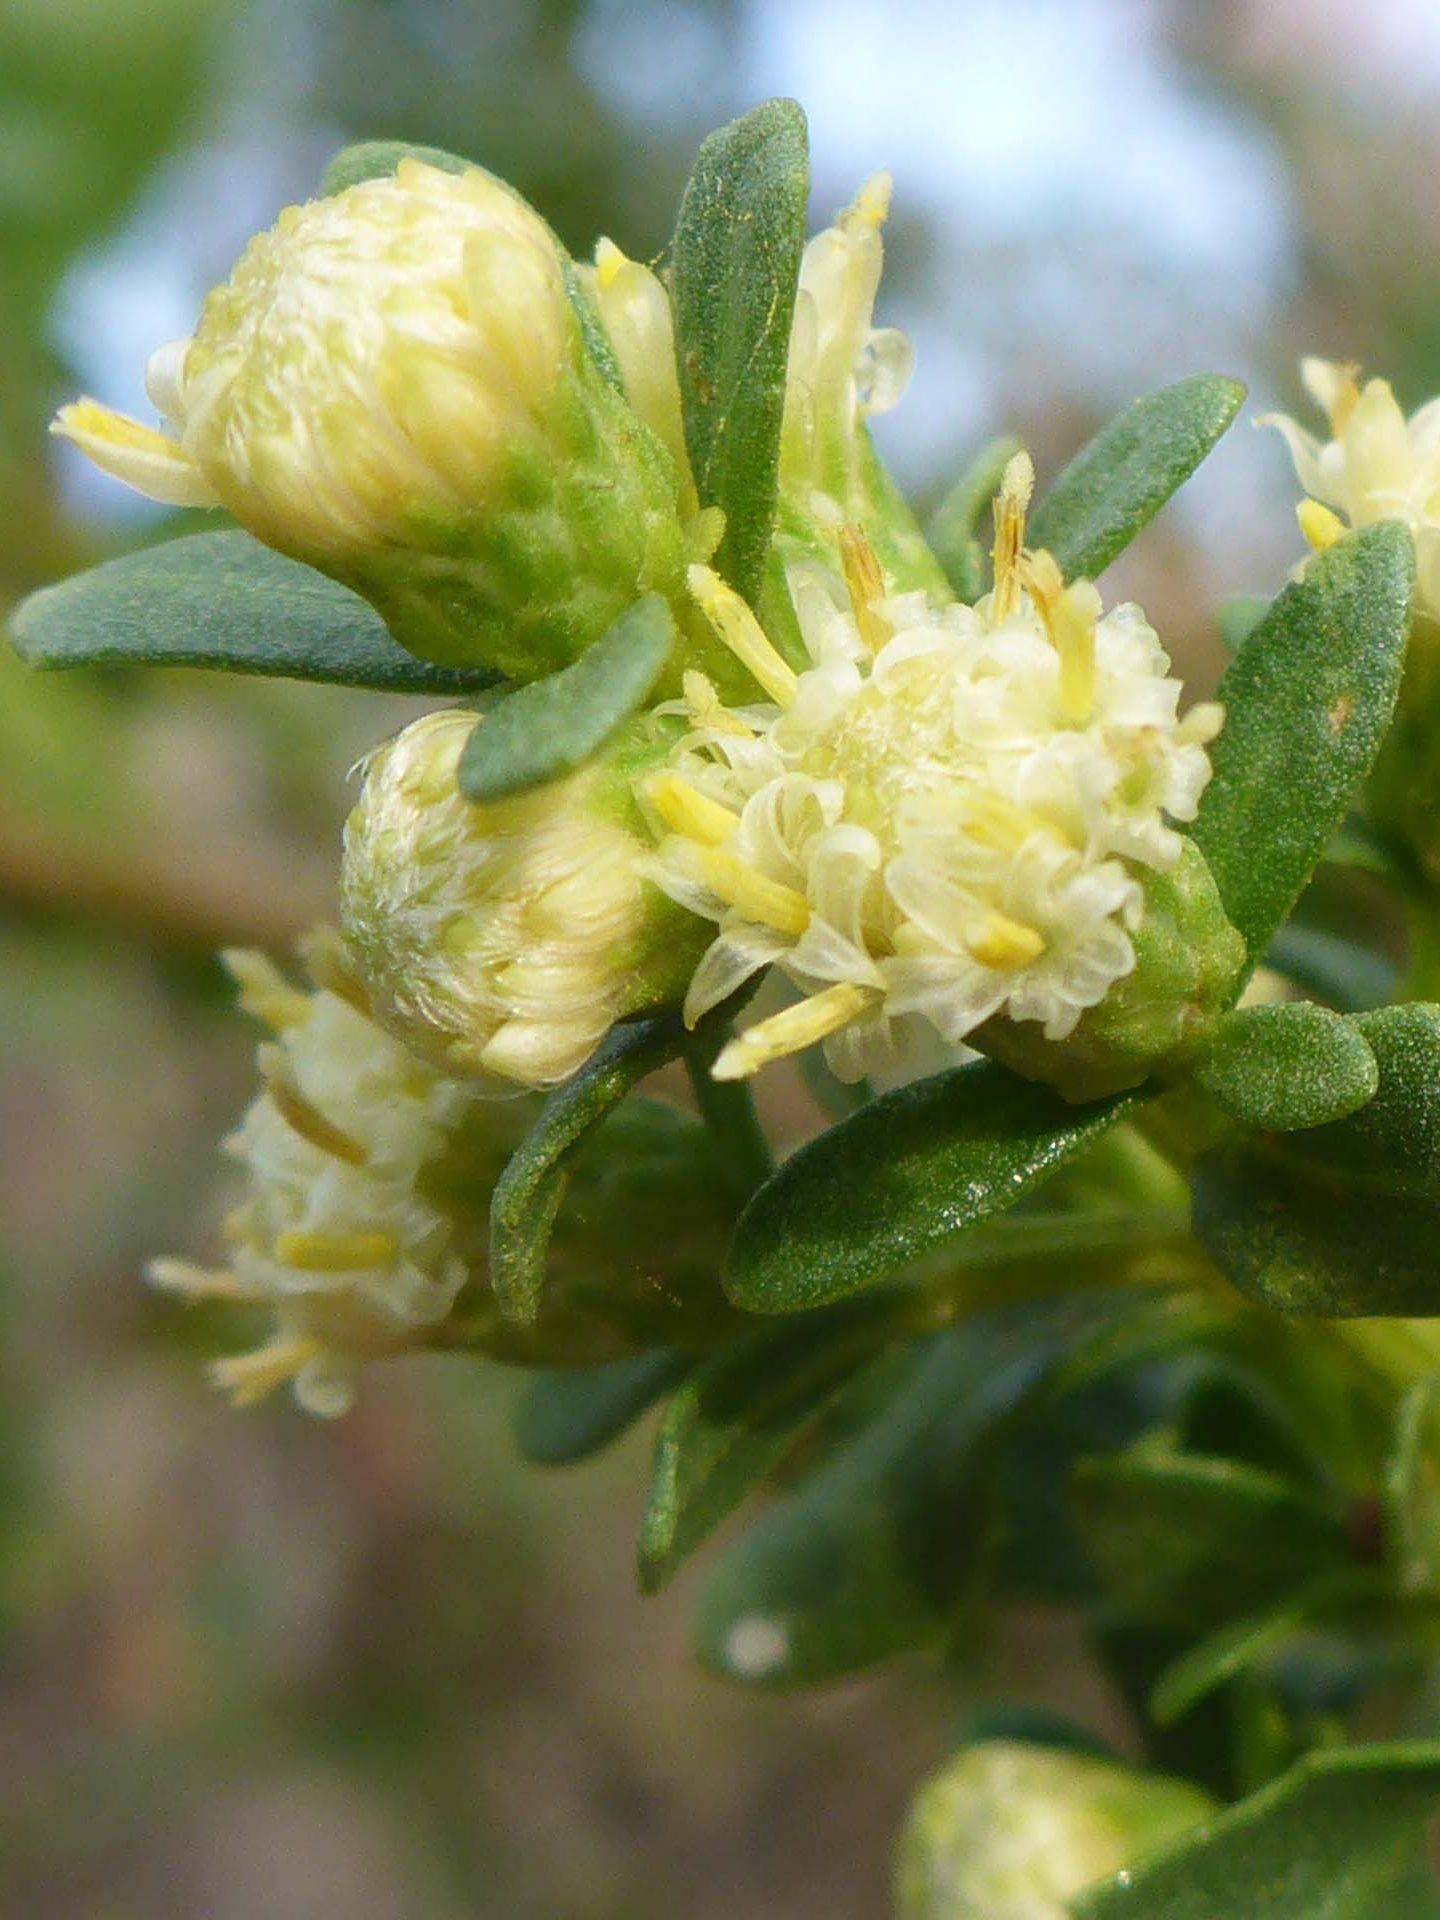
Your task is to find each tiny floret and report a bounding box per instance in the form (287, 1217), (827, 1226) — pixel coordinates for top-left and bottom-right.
(1261, 357), (1440, 619)
(642, 476), (1221, 1085)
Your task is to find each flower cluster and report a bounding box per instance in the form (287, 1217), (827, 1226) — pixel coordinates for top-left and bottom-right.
(149, 937), (482, 1417)
(640, 456), (1223, 1085)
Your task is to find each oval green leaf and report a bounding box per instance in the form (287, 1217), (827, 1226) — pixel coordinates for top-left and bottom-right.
(1028, 374), (1245, 581)
(1190, 521), (1413, 970)
(8, 531), (502, 694)
(670, 98), (809, 608)
(726, 1059), (1135, 1313)
(1192, 1002), (1379, 1132)
(458, 594), (674, 803)
(1073, 1741), (1440, 1919)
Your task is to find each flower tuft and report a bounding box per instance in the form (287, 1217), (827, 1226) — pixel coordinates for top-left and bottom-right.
(341, 707), (706, 1090)
(641, 471), (1222, 1086)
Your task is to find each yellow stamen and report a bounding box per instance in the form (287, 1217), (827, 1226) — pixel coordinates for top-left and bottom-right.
(687, 564), (798, 706)
(966, 910), (1046, 970)
(840, 170), (893, 235)
(713, 983), (882, 1081)
(702, 849), (811, 935)
(146, 1258), (250, 1301)
(1298, 497), (1346, 554)
(1053, 581), (1101, 724)
(1177, 701), (1225, 747)
(1303, 357), (1362, 436)
(221, 948), (314, 1032)
(682, 669), (755, 737)
(594, 235), (626, 292)
(990, 450), (1035, 622)
(961, 790), (1057, 853)
(259, 1049), (368, 1166)
(210, 1336), (325, 1409)
(646, 772), (739, 847)
(298, 926), (372, 1015)
(274, 1229), (398, 1272)
(839, 524), (890, 654)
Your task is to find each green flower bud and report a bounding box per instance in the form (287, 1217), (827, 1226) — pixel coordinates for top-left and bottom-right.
(341, 706), (708, 1090)
(148, 939), (738, 1415)
(894, 1742), (1214, 1920)
(54, 158), (705, 679)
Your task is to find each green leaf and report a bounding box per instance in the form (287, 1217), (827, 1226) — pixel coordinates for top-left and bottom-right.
(926, 433), (1023, 600)
(7, 531), (501, 695)
(1192, 1003), (1379, 1132)
(458, 595), (673, 802)
(1263, 924), (1398, 1014)
(1149, 1571), (1399, 1726)
(488, 1015), (683, 1325)
(1071, 1448), (1351, 1634)
(1216, 593), (1270, 653)
(637, 1291), (915, 1592)
(513, 1350), (690, 1467)
(1028, 375), (1244, 581)
(695, 1292), (1134, 1688)
(1072, 1741), (1440, 1918)
(1386, 1377), (1440, 1597)
(1189, 523), (1413, 968)
(670, 99), (809, 608)
(726, 1059), (1135, 1313)
(320, 140), (475, 195)
(1193, 1005), (1440, 1316)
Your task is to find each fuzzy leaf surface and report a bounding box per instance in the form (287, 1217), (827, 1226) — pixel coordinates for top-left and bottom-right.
(1190, 522), (1412, 970)
(1192, 1002), (1379, 1132)
(8, 531), (501, 694)
(727, 1060), (1134, 1312)
(458, 594), (673, 802)
(670, 98), (808, 607)
(1028, 374), (1244, 581)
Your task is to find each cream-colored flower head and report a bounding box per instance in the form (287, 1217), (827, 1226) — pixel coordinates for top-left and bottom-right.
(641, 455), (1222, 1084)
(1261, 357), (1440, 619)
(149, 938), (480, 1417)
(341, 706), (704, 1090)
(52, 159), (697, 676)
(894, 1742), (1213, 1919)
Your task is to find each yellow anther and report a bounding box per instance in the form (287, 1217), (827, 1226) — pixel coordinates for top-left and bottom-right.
(965, 910), (1046, 970)
(646, 772), (739, 847)
(1177, 701), (1225, 747)
(990, 449), (1035, 622)
(593, 235), (626, 292)
(839, 524), (891, 654)
(682, 669), (755, 737)
(210, 1336), (325, 1409)
(702, 848), (811, 935)
(221, 948), (314, 1033)
(1022, 548), (1065, 623)
(1298, 497), (1346, 554)
(273, 1230), (398, 1272)
(712, 982), (882, 1081)
(1302, 357), (1362, 436)
(841, 170), (893, 235)
(1053, 581), (1102, 724)
(259, 1049), (369, 1166)
(687, 563), (798, 706)
(961, 790), (1055, 853)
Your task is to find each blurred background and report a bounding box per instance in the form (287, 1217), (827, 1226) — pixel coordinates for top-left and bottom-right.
(3, 0), (1438, 1911)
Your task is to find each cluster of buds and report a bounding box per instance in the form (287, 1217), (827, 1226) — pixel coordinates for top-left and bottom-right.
(58, 145), (1255, 1410)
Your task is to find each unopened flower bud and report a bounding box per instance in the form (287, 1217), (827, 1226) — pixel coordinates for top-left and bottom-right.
(149, 939), (738, 1414)
(341, 707), (708, 1089)
(894, 1741), (1213, 1920)
(642, 470), (1236, 1096)
(53, 158), (700, 679)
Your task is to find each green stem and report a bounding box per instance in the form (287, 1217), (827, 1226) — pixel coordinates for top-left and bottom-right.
(683, 1042), (773, 1202)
